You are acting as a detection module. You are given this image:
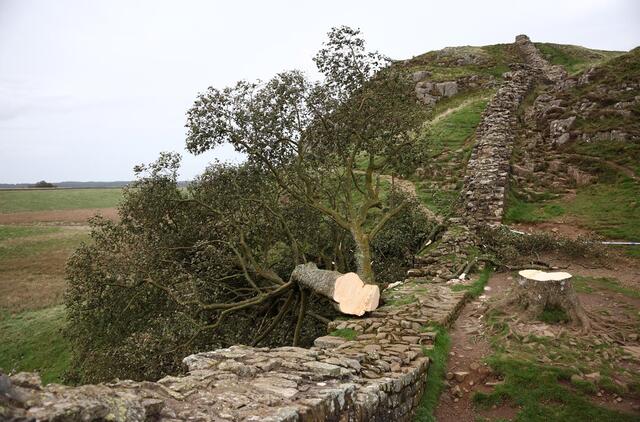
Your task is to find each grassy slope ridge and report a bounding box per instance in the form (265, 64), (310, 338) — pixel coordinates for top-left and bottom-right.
(535, 43), (623, 74)
(0, 188), (122, 213)
(414, 95), (490, 215)
(0, 306), (70, 384)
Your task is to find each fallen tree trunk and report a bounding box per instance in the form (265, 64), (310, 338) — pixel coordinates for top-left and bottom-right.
(491, 269), (591, 329)
(291, 262), (379, 316)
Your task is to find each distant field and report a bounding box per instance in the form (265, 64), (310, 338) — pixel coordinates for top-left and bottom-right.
(0, 223), (88, 383)
(0, 224), (89, 312)
(0, 189), (108, 383)
(0, 188), (122, 213)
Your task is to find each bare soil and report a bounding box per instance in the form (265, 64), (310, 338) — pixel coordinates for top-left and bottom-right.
(510, 221), (594, 239)
(0, 208), (118, 225)
(0, 225), (92, 313)
(435, 272), (518, 422)
(435, 253), (640, 421)
(0, 251), (70, 312)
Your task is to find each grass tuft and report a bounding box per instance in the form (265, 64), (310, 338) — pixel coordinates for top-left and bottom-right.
(473, 355), (637, 421)
(328, 328), (358, 341)
(450, 266), (492, 297)
(540, 306), (570, 324)
(413, 325), (451, 422)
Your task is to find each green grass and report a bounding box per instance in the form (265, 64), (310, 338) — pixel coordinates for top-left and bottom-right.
(415, 186), (459, 217)
(565, 178), (640, 240)
(539, 306), (570, 324)
(535, 43), (622, 74)
(0, 188), (123, 213)
(450, 266), (492, 297)
(504, 193), (566, 224)
(473, 356), (636, 421)
(0, 229), (89, 260)
(0, 306), (70, 384)
(570, 141), (640, 177)
(0, 225), (61, 241)
(329, 328), (358, 341)
(413, 325), (451, 422)
(573, 276), (640, 299)
(414, 96), (489, 215)
(421, 97), (489, 155)
(505, 176), (640, 241)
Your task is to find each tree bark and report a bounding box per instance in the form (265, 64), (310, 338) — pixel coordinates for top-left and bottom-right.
(290, 262), (379, 316)
(492, 269), (591, 329)
(351, 229), (374, 284)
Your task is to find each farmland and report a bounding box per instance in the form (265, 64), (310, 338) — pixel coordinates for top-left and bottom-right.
(0, 188), (121, 383)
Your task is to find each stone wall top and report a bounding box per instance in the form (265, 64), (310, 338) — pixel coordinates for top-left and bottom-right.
(1, 279), (469, 422)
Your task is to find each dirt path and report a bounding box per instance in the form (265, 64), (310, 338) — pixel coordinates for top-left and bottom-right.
(426, 96), (489, 128)
(0, 208), (118, 224)
(434, 272), (519, 422)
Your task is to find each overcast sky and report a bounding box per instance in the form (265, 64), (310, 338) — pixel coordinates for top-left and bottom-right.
(1, 0), (638, 183)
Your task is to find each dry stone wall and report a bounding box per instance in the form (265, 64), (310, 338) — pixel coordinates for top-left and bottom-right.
(1, 279), (468, 422)
(460, 35), (558, 225)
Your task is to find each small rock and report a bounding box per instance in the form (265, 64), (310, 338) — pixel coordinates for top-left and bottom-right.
(585, 372), (601, 382)
(571, 374), (584, 383)
(302, 361), (341, 377)
(454, 371), (470, 383)
(446, 372), (454, 380)
(314, 336), (347, 349)
(452, 385), (463, 397)
(485, 380), (504, 386)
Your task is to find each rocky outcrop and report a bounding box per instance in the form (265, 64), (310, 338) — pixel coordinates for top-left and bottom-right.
(413, 72), (494, 106)
(512, 46), (639, 193)
(1, 279), (469, 421)
(415, 79), (458, 106)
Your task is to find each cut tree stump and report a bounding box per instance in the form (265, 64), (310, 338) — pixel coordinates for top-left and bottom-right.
(291, 262), (379, 316)
(492, 269), (591, 329)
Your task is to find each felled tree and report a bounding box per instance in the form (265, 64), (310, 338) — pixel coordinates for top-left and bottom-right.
(185, 26), (424, 284)
(65, 28), (431, 383)
(66, 155), (359, 382)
